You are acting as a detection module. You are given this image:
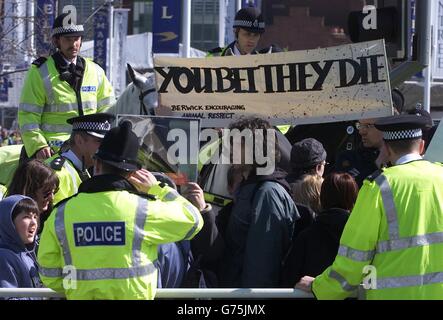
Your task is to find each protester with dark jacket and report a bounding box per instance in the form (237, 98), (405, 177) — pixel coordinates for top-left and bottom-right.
(218, 117), (299, 288)
(220, 168), (299, 287)
(0, 195), (42, 297)
(156, 241), (189, 288)
(281, 173), (358, 287)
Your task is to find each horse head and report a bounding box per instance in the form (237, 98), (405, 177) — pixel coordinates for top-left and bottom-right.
(113, 64), (158, 117)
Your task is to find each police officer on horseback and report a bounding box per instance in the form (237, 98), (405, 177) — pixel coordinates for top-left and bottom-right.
(207, 7), (267, 56)
(18, 12), (115, 161)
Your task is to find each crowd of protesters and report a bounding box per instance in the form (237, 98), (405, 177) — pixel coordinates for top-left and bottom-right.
(0, 127), (22, 146)
(0, 99), (440, 300)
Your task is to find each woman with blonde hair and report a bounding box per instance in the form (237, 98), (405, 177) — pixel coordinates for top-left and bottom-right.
(291, 174), (323, 214)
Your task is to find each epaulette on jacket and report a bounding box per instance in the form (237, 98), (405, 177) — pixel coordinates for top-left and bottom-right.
(54, 193), (77, 208)
(223, 48), (235, 56)
(129, 190), (157, 201)
(92, 59), (104, 68)
(366, 168), (383, 182)
(208, 47), (223, 54)
(32, 57), (48, 68)
(259, 46), (273, 54)
(49, 156), (65, 171)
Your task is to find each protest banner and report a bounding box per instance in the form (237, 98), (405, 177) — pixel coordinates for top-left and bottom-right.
(154, 39), (393, 127)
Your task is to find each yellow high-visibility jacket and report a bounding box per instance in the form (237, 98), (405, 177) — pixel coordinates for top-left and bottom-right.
(19, 54), (115, 157)
(0, 144), (22, 186)
(313, 160), (443, 300)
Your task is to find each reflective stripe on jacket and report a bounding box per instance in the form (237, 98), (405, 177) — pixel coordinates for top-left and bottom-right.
(313, 160), (443, 300)
(18, 56), (115, 157)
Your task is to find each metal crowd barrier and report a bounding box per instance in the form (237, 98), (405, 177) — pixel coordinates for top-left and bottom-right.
(0, 288), (315, 299)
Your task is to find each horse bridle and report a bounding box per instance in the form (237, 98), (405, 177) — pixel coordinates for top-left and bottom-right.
(139, 87), (156, 115)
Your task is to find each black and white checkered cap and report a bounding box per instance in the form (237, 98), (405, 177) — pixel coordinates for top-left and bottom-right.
(73, 121), (111, 132)
(52, 13), (84, 37)
(382, 129), (422, 141)
(233, 19), (265, 29)
(233, 7), (265, 33)
(375, 114), (430, 141)
(67, 113), (115, 138)
(52, 24), (84, 37)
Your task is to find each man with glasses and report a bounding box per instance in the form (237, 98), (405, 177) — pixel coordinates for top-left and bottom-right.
(334, 90), (406, 186)
(334, 119), (382, 187)
(355, 120), (383, 149)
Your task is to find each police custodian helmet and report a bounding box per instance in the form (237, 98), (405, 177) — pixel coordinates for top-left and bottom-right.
(52, 12), (84, 37)
(233, 7), (265, 34)
(94, 121), (141, 172)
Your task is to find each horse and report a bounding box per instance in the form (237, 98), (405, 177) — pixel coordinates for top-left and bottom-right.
(111, 63), (158, 117)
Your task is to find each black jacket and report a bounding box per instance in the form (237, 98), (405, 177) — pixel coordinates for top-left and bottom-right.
(219, 169), (299, 287)
(334, 146), (379, 187)
(280, 208), (349, 287)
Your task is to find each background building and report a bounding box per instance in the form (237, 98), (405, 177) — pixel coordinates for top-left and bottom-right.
(260, 0), (362, 50)
(191, 0), (219, 51)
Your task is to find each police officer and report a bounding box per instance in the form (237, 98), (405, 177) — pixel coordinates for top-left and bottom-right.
(19, 13), (115, 161)
(207, 7), (291, 135)
(38, 121), (203, 299)
(334, 119), (381, 187)
(207, 6), (266, 56)
(296, 114), (443, 299)
(45, 113), (115, 205)
(334, 89), (406, 187)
